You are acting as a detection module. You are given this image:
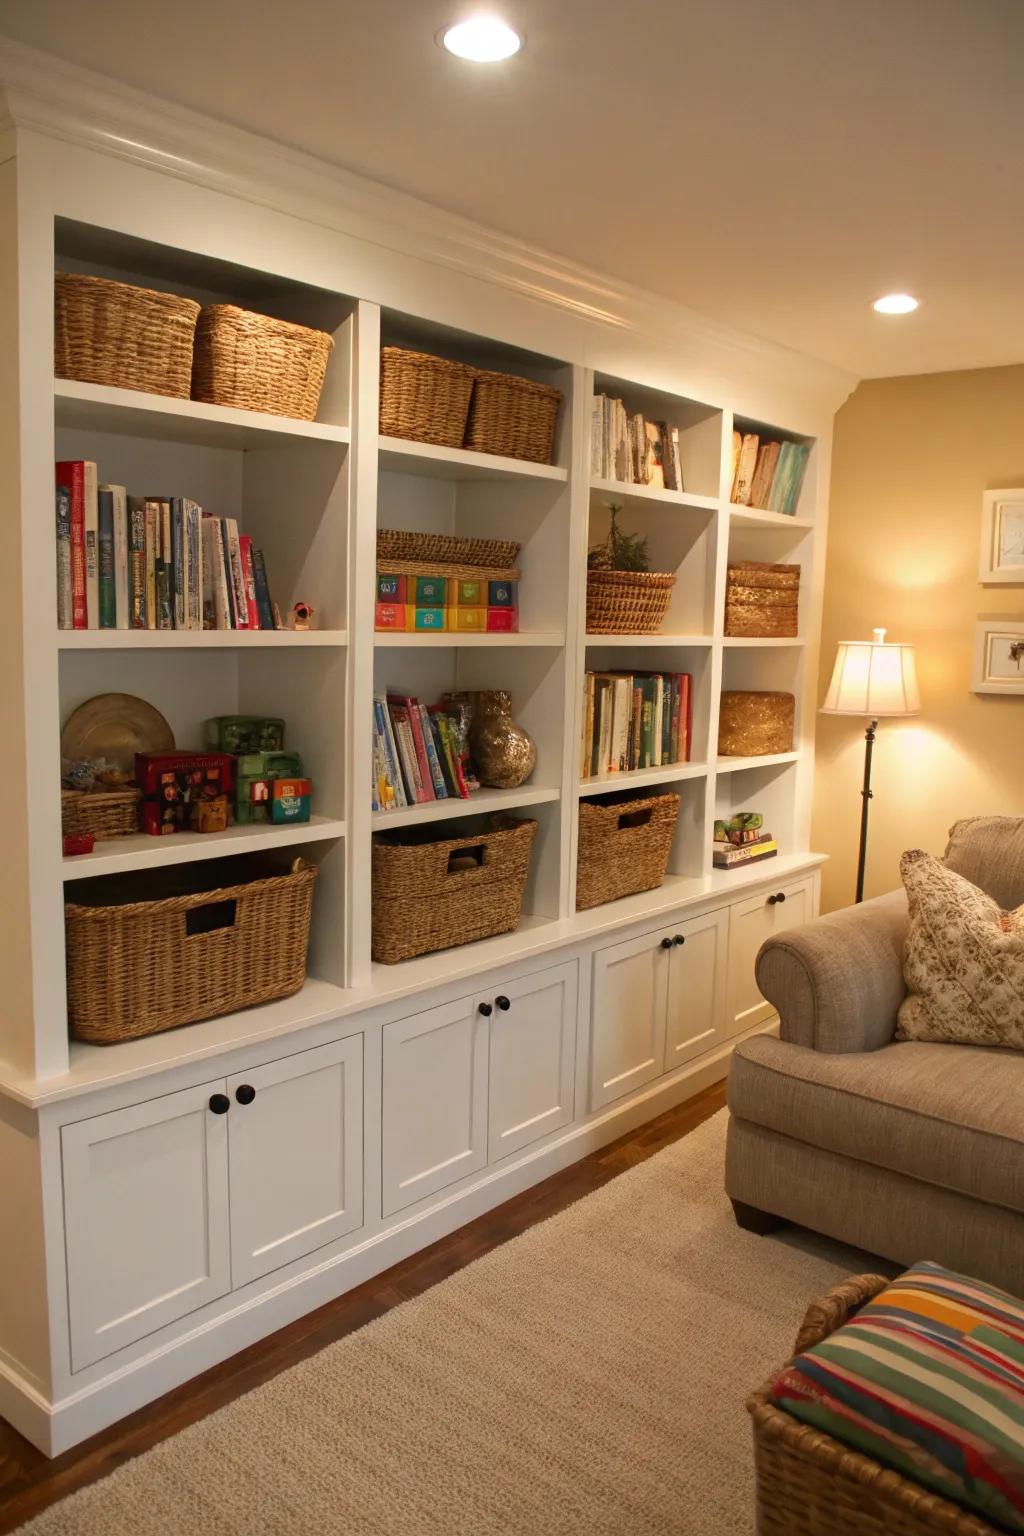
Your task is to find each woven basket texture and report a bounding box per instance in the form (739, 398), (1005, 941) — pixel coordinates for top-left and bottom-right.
(191, 305), (333, 421)
(61, 787), (141, 841)
(379, 347), (475, 447)
(65, 858), (317, 1043)
(464, 369), (562, 464)
(725, 561), (800, 639)
(748, 1274), (998, 1536)
(372, 815), (537, 963)
(586, 569), (676, 634)
(718, 690), (795, 756)
(377, 528), (520, 570)
(576, 793), (680, 910)
(377, 558), (522, 582)
(55, 272), (200, 399)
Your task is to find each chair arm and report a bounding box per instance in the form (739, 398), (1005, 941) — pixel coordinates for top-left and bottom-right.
(755, 889), (909, 1053)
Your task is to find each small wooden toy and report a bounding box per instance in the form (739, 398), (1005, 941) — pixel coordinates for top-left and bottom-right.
(204, 716), (285, 754)
(291, 601), (315, 630)
(413, 575), (446, 606)
(453, 607), (487, 631)
(195, 797), (230, 834)
(375, 601), (406, 631)
(376, 574), (406, 602)
(235, 750), (304, 824)
(271, 777), (312, 824)
(448, 578), (483, 606)
(485, 607), (519, 632)
(136, 752), (235, 836)
(407, 606), (446, 631)
(488, 579), (517, 608)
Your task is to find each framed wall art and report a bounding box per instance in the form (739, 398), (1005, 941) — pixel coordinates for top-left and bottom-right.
(979, 489), (1024, 583)
(972, 619), (1024, 694)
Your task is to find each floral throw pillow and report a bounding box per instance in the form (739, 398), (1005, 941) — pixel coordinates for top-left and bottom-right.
(896, 848), (1024, 1048)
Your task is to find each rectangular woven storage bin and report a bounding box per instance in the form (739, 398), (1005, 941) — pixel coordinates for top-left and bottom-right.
(379, 347), (475, 447)
(576, 792), (680, 910)
(725, 561), (800, 639)
(61, 787), (141, 841)
(55, 272), (200, 399)
(586, 569), (676, 634)
(191, 305), (333, 420)
(377, 528), (520, 570)
(464, 370), (562, 464)
(65, 856), (317, 1043)
(372, 815), (537, 963)
(718, 691), (795, 756)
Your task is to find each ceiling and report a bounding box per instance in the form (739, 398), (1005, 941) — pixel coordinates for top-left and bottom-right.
(1, 0), (1022, 380)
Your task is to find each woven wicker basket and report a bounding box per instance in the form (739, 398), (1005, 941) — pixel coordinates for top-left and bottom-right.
(191, 306), (333, 421)
(372, 815), (537, 964)
(586, 569), (676, 634)
(748, 1275), (998, 1536)
(725, 561), (800, 639)
(55, 272), (200, 399)
(61, 787), (141, 841)
(464, 370), (562, 464)
(576, 792), (680, 910)
(377, 528), (520, 570)
(379, 347), (476, 447)
(65, 857), (317, 1043)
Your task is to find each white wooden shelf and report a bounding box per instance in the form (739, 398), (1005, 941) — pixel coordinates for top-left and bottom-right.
(372, 784), (560, 830)
(579, 762), (708, 796)
(374, 631), (565, 648)
(705, 850), (827, 894)
(721, 636), (805, 649)
(54, 378), (351, 450)
(62, 816), (346, 881)
(715, 751), (800, 774)
(585, 633), (714, 648)
(728, 503), (813, 530)
(378, 435), (568, 483)
(57, 629), (348, 650)
(589, 476), (718, 513)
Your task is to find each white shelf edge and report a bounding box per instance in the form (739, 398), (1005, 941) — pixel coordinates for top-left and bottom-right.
(578, 762), (708, 796)
(56, 629), (348, 650)
(54, 377), (351, 446)
(590, 476), (718, 512)
(378, 435), (568, 482)
(728, 503), (813, 530)
(373, 631), (565, 648)
(585, 633), (714, 648)
(372, 784), (560, 830)
(721, 636), (805, 649)
(62, 816), (346, 881)
(715, 752), (800, 774)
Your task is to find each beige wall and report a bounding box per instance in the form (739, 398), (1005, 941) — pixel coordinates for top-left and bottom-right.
(813, 365), (1024, 911)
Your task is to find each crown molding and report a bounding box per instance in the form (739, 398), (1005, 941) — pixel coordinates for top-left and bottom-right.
(0, 35), (856, 409)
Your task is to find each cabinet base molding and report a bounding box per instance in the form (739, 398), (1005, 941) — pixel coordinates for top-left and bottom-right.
(15, 1034), (751, 1458)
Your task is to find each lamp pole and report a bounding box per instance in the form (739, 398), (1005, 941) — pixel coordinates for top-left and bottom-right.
(855, 718), (878, 904)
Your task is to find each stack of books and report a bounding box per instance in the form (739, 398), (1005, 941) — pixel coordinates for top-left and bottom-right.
(590, 395), (684, 491)
(56, 459), (280, 632)
(713, 813), (778, 870)
(372, 694), (477, 812)
(580, 671), (691, 780)
(730, 432), (810, 516)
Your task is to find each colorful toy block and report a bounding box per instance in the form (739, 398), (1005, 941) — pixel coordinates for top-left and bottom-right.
(447, 578), (484, 607)
(375, 601), (406, 631)
(413, 575), (447, 606)
(376, 573), (406, 603)
(407, 605), (447, 631)
(487, 579), (517, 608)
(452, 606), (487, 631)
(486, 606), (519, 632)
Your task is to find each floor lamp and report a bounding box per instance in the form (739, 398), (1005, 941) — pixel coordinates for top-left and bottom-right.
(819, 627), (920, 903)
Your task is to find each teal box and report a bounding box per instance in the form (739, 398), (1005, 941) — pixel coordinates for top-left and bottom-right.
(376, 573), (405, 602)
(414, 575), (447, 605)
(412, 606), (446, 631)
(488, 579), (517, 608)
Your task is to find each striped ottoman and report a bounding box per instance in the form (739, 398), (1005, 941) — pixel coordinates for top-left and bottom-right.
(748, 1263), (1024, 1536)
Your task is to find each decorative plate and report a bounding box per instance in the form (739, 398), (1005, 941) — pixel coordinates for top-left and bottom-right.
(61, 693), (175, 772)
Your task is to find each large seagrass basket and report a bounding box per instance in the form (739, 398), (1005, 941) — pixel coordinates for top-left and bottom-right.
(379, 347), (475, 447)
(576, 792), (680, 910)
(586, 569), (676, 634)
(464, 370), (562, 464)
(55, 272), (200, 399)
(191, 305), (333, 420)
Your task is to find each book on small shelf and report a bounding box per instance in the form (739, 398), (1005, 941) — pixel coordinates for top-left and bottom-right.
(55, 459), (281, 632)
(580, 670), (691, 780)
(713, 812), (777, 869)
(590, 395), (684, 491)
(730, 431), (809, 516)
(372, 693), (475, 812)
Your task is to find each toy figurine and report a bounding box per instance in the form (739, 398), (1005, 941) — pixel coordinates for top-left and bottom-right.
(291, 601), (315, 631)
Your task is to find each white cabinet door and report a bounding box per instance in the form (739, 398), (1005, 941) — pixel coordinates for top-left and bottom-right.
(727, 876), (814, 1036)
(590, 927), (670, 1110)
(227, 1036), (364, 1288)
(381, 995), (488, 1217)
(487, 961), (577, 1162)
(62, 1081), (231, 1371)
(664, 906), (728, 1070)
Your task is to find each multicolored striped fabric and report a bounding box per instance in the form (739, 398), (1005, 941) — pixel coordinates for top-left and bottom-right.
(772, 1262), (1024, 1533)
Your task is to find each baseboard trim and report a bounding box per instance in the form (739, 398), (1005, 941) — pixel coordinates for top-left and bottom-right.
(21, 1043), (737, 1456)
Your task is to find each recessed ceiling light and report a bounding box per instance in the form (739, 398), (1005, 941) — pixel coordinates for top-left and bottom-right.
(872, 293), (919, 315)
(441, 17), (523, 61)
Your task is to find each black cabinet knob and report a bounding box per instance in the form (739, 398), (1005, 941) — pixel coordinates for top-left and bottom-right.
(209, 1093), (230, 1115)
(478, 1002), (493, 1017)
(235, 1084), (256, 1105)
(660, 936), (673, 949)
(767, 892), (787, 906)
(673, 934), (685, 946)
(495, 995), (511, 1011)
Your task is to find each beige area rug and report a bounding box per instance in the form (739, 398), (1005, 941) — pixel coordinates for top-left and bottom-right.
(21, 1111), (890, 1536)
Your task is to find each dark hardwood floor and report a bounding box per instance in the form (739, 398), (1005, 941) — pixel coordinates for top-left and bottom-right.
(0, 1080), (727, 1533)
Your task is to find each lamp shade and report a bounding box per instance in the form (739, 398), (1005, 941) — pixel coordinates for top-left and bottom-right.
(820, 628), (920, 717)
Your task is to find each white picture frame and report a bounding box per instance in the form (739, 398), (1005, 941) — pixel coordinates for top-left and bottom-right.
(972, 619), (1024, 694)
(979, 489), (1024, 584)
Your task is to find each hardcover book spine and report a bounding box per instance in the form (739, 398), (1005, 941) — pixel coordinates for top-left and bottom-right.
(401, 699), (435, 802)
(251, 548), (275, 631)
(171, 500), (185, 631)
(388, 706), (423, 803)
(144, 500), (159, 631)
(223, 519), (249, 629)
(55, 484), (72, 630)
(56, 462), (87, 629)
(108, 485), (130, 629)
(83, 460), (98, 629)
(376, 697), (407, 807)
(156, 500), (172, 630)
(238, 535), (260, 629)
(128, 496), (147, 629)
(97, 487), (115, 629)
(419, 705), (448, 799)
(208, 518), (232, 629)
(186, 502), (202, 630)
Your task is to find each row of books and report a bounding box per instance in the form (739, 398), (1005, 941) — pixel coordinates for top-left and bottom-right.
(730, 433), (810, 515)
(590, 395), (684, 491)
(712, 812), (778, 869)
(581, 671), (692, 781)
(55, 459), (280, 631)
(372, 695), (477, 811)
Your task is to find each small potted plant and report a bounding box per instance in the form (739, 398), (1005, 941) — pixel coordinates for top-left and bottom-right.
(586, 503), (676, 634)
